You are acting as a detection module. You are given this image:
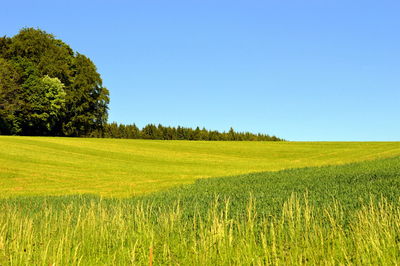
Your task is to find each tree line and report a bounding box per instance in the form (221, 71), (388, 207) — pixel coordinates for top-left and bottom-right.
(90, 123), (284, 141)
(0, 28), (283, 141)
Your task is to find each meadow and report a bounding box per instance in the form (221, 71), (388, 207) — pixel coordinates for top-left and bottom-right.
(1, 136), (399, 197)
(1, 136), (400, 265)
(1, 157), (400, 264)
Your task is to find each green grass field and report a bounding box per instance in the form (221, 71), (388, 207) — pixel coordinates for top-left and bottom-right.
(1, 156), (400, 264)
(1, 136), (399, 197)
(1, 136), (400, 264)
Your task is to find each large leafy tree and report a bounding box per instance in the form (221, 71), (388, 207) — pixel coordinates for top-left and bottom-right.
(0, 58), (22, 134)
(63, 54), (109, 136)
(0, 28), (109, 136)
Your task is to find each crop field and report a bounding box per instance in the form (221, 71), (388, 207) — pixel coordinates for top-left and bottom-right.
(0, 136), (399, 197)
(1, 156), (400, 264)
(1, 137), (400, 264)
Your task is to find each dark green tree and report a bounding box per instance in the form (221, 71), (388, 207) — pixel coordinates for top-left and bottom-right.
(142, 124), (160, 139)
(62, 54), (109, 136)
(0, 28), (109, 136)
(0, 58), (22, 134)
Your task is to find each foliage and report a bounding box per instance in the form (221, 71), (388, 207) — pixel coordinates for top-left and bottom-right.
(0, 28), (109, 136)
(0, 58), (22, 134)
(1, 157), (400, 264)
(1, 28), (279, 140)
(91, 122), (284, 141)
(41, 76), (66, 130)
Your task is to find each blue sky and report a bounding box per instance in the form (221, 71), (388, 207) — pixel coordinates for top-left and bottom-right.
(1, 0), (399, 141)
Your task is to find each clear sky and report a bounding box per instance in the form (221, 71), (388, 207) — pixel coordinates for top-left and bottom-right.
(1, 0), (399, 141)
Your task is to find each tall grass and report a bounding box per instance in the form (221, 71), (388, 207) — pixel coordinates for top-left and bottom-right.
(1, 194), (400, 265)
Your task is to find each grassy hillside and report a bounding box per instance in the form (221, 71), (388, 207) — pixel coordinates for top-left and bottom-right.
(2, 157), (400, 264)
(1, 136), (400, 197)
(140, 156), (400, 217)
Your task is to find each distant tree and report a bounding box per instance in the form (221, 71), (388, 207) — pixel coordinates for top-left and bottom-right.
(176, 126), (185, 140)
(91, 123), (284, 141)
(228, 127), (236, 140)
(106, 122), (120, 138)
(192, 126), (201, 140)
(126, 124), (140, 139)
(142, 124), (160, 139)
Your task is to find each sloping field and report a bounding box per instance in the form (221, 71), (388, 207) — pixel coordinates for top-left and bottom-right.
(0, 136), (399, 197)
(140, 156), (400, 216)
(2, 157), (400, 264)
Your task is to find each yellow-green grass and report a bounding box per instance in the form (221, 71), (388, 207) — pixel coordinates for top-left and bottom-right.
(2, 194), (400, 265)
(0, 136), (399, 197)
